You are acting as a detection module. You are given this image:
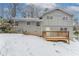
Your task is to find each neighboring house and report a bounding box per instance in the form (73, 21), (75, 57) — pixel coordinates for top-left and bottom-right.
(12, 9), (74, 43)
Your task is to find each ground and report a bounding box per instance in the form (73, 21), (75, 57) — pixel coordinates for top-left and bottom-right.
(0, 34), (79, 56)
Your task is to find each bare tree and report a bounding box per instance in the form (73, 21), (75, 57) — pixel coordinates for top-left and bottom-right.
(21, 9), (27, 18)
(11, 3), (17, 17)
(0, 4), (4, 18)
(29, 4), (39, 18)
(21, 4), (40, 18)
(7, 3), (18, 27)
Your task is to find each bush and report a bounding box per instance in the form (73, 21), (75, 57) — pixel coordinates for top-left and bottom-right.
(4, 29), (16, 33)
(23, 31), (28, 35)
(74, 31), (79, 36)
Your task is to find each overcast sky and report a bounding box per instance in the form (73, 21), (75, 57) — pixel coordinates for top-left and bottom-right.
(0, 3), (79, 21)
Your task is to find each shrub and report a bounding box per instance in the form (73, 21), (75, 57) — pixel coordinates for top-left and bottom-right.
(74, 31), (79, 36)
(23, 31), (28, 35)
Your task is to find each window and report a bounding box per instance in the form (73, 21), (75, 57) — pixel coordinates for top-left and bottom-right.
(60, 28), (67, 31)
(50, 16), (53, 19)
(63, 16), (68, 20)
(15, 22), (18, 26)
(36, 22), (40, 26)
(27, 22), (30, 25)
(47, 16), (49, 19)
(39, 17), (42, 19)
(47, 16), (53, 19)
(64, 28), (67, 31)
(60, 28), (63, 31)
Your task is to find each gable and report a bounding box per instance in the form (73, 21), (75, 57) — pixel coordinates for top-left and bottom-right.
(42, 9), (73, 18)
(41, 9), (73, 27)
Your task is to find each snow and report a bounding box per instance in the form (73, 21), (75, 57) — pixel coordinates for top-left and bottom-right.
(0, 34), (79, 56)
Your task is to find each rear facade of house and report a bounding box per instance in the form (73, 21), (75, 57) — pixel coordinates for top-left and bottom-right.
(13, 9), (74, 42)
(41, 9), (73, 42)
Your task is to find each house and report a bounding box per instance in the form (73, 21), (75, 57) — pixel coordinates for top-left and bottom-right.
(41, 9), (74, 42)
(12, 18), (42, 36)
(12, 9), (74, 43)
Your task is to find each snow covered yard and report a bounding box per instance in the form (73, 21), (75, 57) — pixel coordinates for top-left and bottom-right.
(0, 34), (79, 56)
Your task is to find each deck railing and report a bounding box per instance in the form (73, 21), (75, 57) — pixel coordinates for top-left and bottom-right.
(42, 31), (69, 37)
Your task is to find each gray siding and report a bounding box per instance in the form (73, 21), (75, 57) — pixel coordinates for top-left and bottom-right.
(42, 10), (73, 39)
(15, 21), (42, 36)
(14, 9), (74, 39)
(42, 10), (73, 26)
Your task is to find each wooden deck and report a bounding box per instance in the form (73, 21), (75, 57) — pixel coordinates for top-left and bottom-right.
(42, 31), (69, 43)
(23, 31), (69, 43)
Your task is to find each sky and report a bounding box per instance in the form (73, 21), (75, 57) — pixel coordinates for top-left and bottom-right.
(0, 3), (79, 22)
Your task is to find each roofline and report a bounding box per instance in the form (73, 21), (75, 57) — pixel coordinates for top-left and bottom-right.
(41, 8), (73, 17)
(11, 18), (43, 22)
